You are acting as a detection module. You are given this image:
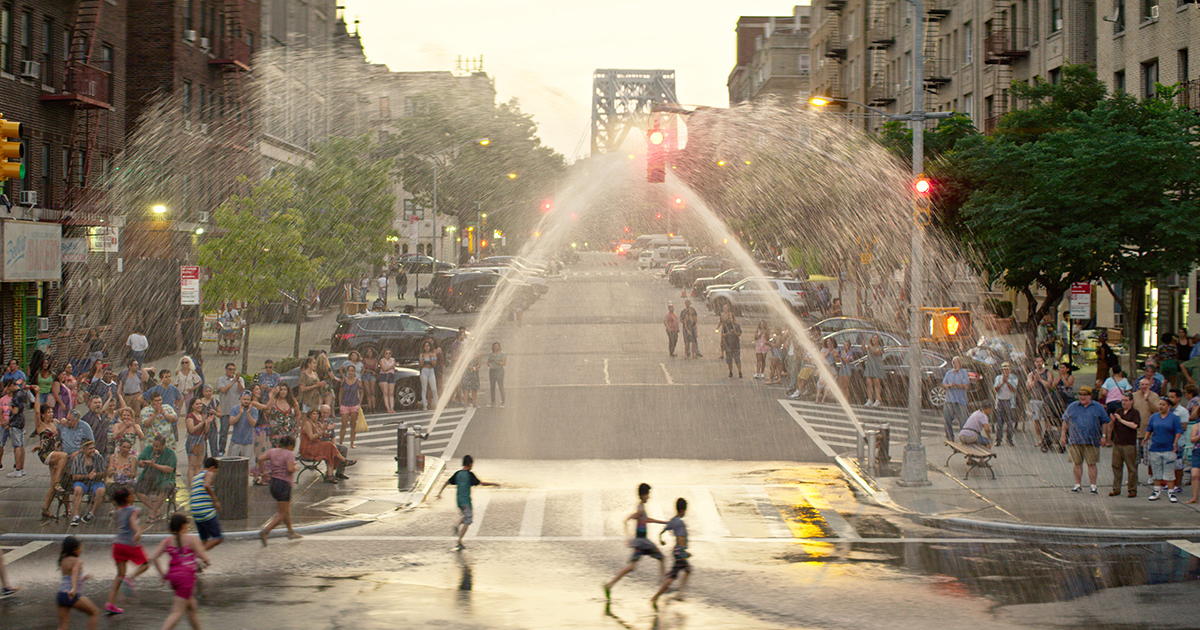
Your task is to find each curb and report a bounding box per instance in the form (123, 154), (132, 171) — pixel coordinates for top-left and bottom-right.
(835, 452), (1200, 543)
(402, 456), (446, 507)
(0, 518), (370, 545)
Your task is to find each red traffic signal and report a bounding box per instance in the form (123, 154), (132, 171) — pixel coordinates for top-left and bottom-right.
(914, 174), (932, 196)
(672, 196), (684, 208)
(647, 127), (666, 183)
(542, 200), (553, 212)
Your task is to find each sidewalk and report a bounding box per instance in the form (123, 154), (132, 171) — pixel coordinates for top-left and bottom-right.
(849, 432), (1200, 541)
(0, 442), (429, 542)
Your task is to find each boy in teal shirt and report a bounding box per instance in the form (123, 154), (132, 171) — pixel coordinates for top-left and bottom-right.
(437, 455), (499, 550)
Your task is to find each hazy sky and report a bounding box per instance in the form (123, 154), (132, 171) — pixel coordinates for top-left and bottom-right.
(339, 1), (805, 162)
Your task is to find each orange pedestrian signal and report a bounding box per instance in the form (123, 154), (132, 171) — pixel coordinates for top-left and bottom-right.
(945, 314), (961, 335)
(923, 308), (971, 342)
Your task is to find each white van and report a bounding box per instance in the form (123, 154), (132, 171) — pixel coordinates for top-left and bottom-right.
(648, 245), (691, 268)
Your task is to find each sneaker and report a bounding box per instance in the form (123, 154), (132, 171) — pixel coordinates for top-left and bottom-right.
(788, 391), (801, 400)
(1149, 491), (1161, 501)
(1170, 494), (1179, 503)
(0, 586), (18, 599)
(104, 603), (124, 615)
(82, 512), (94, 523)
(5, 469), (23, 477)
(1169, 486), (1183, 496)
(70, 516), (80, 527)
(1071, 485), (1082, 493)
(1090, 485), (1098, 494)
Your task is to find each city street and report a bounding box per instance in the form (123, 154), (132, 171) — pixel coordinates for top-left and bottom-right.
(2, 252), (1199, 629)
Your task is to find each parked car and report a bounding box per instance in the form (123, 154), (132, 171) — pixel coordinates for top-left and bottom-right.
(669, 256), (729, 288)
(331, 313), (458, 365)
(664, 253), (706, 276)
(706, 277), (812, 316)
(848, 347), (988, 408)
(810, 317), (883, 337)
(401, 255), (457, 274)
(279, 353), (422, 411)
(820, 328), (908, 355)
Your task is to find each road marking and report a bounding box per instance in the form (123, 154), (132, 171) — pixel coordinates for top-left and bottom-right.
(744, 485), (792, 538)
(603, 359), (610, 385)
(660, 363), (674, 385)
(305, 534), (1021, 544)
(441, 407), (475, 461)
(1169, 539), (1200, 558)
(519, 490), (547, 538)
(464, 493), (490, 539)
(689, 485), (731, 539)
(804, 489), (861, 540)
(779, 400), (839, 458)
(2, 540), (50, 564)
(582, 488), (604, 538)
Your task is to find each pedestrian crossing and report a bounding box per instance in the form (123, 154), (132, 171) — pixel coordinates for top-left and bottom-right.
(566, 270), (644, 277)
(420, 484), (862, 541)
(779, 399), (944, 459)
(352, 408), (475, 460)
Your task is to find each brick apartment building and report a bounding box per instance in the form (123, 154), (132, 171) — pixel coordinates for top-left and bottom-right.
(727, 7), (813, 106)
(0, 0), (127, 369)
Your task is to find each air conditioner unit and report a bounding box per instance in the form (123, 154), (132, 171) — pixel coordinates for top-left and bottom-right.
(20, 60), (40, 79)
(199, 123), (209, 135)
(198, 211), (210, 222)
(19, 190), (37, 205)
(37, 317), (49, 332)
(200, 37), (210, 49)
(63, 314), (74, 329)
(184, 29), (197, 42)
(1150, 4), (1159, 18)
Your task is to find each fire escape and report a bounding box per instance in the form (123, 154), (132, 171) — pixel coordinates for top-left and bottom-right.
(209, 0), (254, 189)
(40, 0), (111, 223)
(983, 4), (1029, 132)
(866, 0), (896, 107)
(922, 0), (951, 101)
(814, 0), (846, 100)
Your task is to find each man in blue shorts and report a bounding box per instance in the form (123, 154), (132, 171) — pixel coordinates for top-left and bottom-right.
(67, 440), (107, 526)
(437, 455), (499, 550)
(190, 458), (223, 550)
(651, 497), (691, 609)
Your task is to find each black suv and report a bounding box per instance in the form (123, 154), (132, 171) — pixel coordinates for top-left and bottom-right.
(426, 271), (499, 313)
(331, 313), (458, 365)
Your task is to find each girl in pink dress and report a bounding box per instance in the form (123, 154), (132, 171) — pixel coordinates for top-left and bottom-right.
(148, 514), (211, 630)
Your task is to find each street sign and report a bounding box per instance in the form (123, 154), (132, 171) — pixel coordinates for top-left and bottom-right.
(1069, 282), (1091, 319)
(860, 252), (872, 265)
(180, 265), (201, 306)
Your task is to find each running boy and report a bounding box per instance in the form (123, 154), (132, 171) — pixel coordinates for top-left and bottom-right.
(190, 457), (224, 550)
(604, 483), (668, 600)
(103, 488), (154, 615)
(436, 455), (500, 550)
(651, 498), (691, 609)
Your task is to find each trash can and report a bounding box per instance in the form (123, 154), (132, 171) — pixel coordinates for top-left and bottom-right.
(214, 457), (249, 520)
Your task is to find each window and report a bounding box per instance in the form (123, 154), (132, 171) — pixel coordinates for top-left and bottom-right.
(0, 8), (9, 73)
(963, 93), (973, 120)
(182, 81), (192, 119)
(904, 51), (912, 86)
(61, 27), (69, 62)
(964, 22), (972, 64)
(799, 53), (810, 75)
(18, 11), (28, 61)
(1142, 0), (1158, 21)
(1113, 0), (1126, 32)
(1049, 66), (1061, 84)
(846, 9), (855, 41)
(1051, 0), (1062, 32)
(1030, 0), (1039, 39)
(1142, 59), (1158, 97)
(1179, 49), (1189, 82)
(40, 18), (50, 83)
(1114, 70), (1125, 93)
(400, 317), (428, 332)
(99, 44), (111, 73)
(60, 148), (68, 183)
(184, 0), (193, 32)
(40, 144), (48, 204)
(199, 85), (207, 122)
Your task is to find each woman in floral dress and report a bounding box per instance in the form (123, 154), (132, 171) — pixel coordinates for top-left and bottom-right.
(265, 383), (300, 450)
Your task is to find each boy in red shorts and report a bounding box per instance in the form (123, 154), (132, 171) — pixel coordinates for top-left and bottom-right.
(104, 488), (156, 614)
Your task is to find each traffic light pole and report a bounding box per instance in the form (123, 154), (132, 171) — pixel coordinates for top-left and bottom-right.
(901, 0), (932, 487)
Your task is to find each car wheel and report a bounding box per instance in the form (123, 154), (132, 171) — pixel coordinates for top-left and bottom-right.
(460, 298), (478, 313)
(395, 380), (419, 410)
(445, 304), (458, 314)
(926, 385), (947, 408)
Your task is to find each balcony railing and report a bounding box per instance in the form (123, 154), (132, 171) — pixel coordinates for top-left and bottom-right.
(209, 37), (252, 70)
(1178, 78), (1200, 112)
(984, 28), (1030, 64)
(923, 58), (952, 86)
(39, 61), (112, 108)
(867, 82), (898, 105)
(867, 22), (895, 47)
(926, 0), (953, 18)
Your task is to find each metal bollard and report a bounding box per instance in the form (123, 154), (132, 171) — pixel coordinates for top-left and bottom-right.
(878, 422), (891, 464)
(857, 432), (866, 469)
(866, 430), (878, 478)
(396, 423), (408, 474)
(406, 425), (419, 474)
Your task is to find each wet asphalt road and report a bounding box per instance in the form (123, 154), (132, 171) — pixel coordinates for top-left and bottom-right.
(2, 252), (1199, 629)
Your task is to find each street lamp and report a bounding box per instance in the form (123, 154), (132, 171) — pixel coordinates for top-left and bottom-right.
(431, 137), (489, 264)
(152, 204), (167, 214)
(810, 0), (949, 486)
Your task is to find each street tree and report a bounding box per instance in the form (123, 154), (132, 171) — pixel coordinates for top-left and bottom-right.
(198, 177), (321, 372)
(942, 65), (1200, 359)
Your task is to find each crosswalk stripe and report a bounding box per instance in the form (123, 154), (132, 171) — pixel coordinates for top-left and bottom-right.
(464, 493), (490, 539)
(519, 490), (547, 538)
(581, 489), (603, 538)
(2, 540), (50, 564)
(744, 485), (792, 538)
(804, 489), (861, 540)
(689, 485), (731, 539)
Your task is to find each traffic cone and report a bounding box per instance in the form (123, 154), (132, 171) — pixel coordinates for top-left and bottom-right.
(681, 288), (687, 298)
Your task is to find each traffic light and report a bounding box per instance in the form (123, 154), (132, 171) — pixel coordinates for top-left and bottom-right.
(923, 308), (972, 341)
(672, 196), (684, 209)
(647, 126), (666, 183)
(0, 116), (23, 181)
(542, 200), (553, 213)
(913, 173), (932, 226)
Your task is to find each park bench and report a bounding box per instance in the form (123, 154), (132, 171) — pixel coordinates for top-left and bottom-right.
(944, 440), (997, 480)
